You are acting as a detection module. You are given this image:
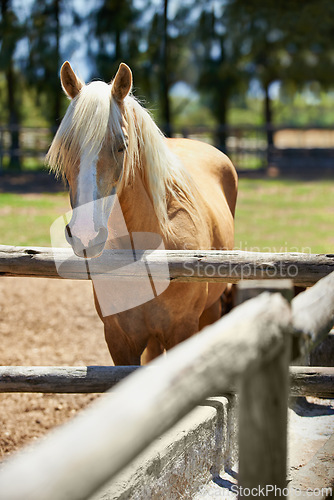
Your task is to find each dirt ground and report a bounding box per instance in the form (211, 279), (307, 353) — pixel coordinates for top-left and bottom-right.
(0, 276), (112, 459)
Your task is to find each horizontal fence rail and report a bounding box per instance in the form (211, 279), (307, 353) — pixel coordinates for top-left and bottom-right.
(289, 366), (334, 398)
(0, 292), (291, 500)
(1, 245), (334, 286)
(0, 365), (332, 398)
(0, 366), (139, 393)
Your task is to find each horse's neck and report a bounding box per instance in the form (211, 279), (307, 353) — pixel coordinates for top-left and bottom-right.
(115, 171), (162, 235)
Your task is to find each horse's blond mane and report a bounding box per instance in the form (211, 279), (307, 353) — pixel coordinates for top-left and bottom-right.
(47, 81), (199, 238)
(46, 81), (122, 177)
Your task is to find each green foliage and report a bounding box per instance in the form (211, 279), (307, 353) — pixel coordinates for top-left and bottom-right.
(0, 74), (8, 122)
(273, 90), (334, 126)
(0, 0), (23, 71)
(190, 3), (247, 146)
(89, 0), (141, 80)
(23, 0), (74, 126)
(228, 98), (264, 126)
(223, 0), (334, 88)
(171, 95), (217, 129)
(1, 0), (334, 161)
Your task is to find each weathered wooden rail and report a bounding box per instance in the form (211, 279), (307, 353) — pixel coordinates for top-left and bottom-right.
(0, 365), (333, 398)
(1, 244), (334, 286)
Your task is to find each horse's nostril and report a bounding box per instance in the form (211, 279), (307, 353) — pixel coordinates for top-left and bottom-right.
(65, 224), (73, 246)
(65, 224), (72, 238)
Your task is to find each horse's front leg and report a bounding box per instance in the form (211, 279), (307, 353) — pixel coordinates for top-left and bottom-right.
(141, 336), (165, 364)
(164, 318), (200, 352)
(93, 286), (147, 365)
(103, 319), (147, 366)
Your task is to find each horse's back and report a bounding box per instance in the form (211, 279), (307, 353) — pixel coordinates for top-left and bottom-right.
(166, 138), (237, 251)
(166, 138), (238, 217)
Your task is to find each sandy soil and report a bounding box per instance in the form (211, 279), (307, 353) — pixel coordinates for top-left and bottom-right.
(0, 277), (112, 459)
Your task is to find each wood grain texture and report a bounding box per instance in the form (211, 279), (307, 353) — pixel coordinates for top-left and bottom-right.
(0, 244), (333, 286)
(0, 366), (332, 396)
(292, 271), (334, 360)
(289, 366), (334, 398)
(0, 293), (291, 500)
(0, 366), (139, 393)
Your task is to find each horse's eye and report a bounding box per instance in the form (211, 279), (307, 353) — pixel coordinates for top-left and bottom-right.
(116, 138), (128, 153)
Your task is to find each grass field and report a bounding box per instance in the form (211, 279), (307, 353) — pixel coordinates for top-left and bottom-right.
(0, 193), (70, 247)
(235, 179), (334, 254)
(0, 179), (333, 254)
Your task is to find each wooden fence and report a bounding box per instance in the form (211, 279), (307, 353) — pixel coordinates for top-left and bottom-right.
(0, 246), (333, 499)
(0, 364), (332, 398)
(0, 126), (52, 171)
(1, 244), (334, 286)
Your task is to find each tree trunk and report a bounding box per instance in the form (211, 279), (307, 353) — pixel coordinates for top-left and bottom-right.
(264, 82), (274, 165)
(115, 27), (121, 62)
(215, 99), (228, 152)
(53, 0), (61, 127)
(6, 55), (21, 170)
(161, 0), (172, 137)
(1, 0), (21, 169)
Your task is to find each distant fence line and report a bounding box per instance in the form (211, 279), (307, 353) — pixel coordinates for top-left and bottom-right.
(1, 124), (334, 173)
(0, 125), (54, 172)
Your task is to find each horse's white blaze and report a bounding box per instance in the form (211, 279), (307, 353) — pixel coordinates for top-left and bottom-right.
(71, 155), (99, 246)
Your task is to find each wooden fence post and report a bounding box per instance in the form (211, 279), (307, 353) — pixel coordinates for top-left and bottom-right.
(237, 280), (293, 499)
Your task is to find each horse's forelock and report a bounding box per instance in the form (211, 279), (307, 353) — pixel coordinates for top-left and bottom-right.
(47, 81), (125, 178)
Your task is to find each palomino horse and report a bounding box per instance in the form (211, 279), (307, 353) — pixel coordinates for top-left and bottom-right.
(47, 61), (238, 365)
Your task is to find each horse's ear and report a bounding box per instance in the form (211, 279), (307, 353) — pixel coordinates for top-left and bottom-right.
(60, 61), (84, 99)
(111, 63), (132, 102)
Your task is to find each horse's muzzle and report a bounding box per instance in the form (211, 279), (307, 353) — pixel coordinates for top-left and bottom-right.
(65, 225), (108, 258)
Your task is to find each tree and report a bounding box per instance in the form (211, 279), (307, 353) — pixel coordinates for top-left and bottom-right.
(193, 3), (245, 151)
(24, 0), (79, 127)
(87, 0), (195, 136)
(222, 0), (334, 148)
(0, 0), (24, 169)
(143, 2), (173, 135)
(222, 0), (288, 149)
(144, 1), (194, 135)
(88, 0), (141, 82)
